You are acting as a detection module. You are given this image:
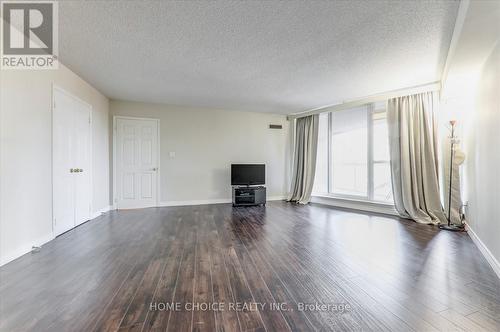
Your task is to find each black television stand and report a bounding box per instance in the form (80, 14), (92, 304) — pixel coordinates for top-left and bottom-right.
(232, 186), (266, 207)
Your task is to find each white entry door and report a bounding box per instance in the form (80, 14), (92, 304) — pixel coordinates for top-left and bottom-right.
(53, 87), (92, 236)
(115, 117), (159, 209)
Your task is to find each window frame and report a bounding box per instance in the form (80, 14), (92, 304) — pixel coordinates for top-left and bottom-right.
(321, 103), (393, 205)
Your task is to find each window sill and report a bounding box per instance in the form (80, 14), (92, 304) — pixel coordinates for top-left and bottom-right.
(310, 194), (398, 216)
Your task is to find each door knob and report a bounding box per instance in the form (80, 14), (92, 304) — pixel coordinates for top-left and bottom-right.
(152, 167), (158, 171)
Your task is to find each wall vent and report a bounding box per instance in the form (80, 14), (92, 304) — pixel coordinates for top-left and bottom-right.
(269, 124), (282, 129)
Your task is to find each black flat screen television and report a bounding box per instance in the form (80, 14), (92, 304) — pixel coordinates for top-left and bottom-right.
(231, 164), (265, 186)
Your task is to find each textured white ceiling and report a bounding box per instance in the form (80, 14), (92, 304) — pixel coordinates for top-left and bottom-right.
(58, 1), (459, 114)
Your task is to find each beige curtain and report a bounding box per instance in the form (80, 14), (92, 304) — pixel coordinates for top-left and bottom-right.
(387, 91), (447, 224)
(288, 114), (319, 204)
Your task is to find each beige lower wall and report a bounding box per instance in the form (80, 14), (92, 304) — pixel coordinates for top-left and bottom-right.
(110, 100), (290, 204)
(0, 65), (110, 265)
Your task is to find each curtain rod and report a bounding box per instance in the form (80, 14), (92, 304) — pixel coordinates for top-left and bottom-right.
(287, 81), (441, 120)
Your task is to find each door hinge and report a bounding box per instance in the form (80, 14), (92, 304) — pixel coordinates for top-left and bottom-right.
(53, 218), (56, 225)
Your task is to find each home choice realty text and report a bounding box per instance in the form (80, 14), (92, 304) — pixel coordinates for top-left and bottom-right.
(150, 302), (352, 313)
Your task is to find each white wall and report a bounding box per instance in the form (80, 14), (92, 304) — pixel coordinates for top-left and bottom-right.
(440, 0), (500, 274)
(0, 64), (110, 266)
(110, 100), (290, 204)
(464, 43), (500, 269)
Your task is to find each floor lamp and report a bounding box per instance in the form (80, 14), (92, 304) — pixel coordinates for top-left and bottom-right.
(439, 120), (465, 232)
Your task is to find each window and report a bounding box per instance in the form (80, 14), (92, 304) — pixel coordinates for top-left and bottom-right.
(313, 101), (393, 204)
(331, 106), (368, 197)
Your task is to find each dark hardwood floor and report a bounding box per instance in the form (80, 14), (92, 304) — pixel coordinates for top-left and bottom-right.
(1, 201), (499, 331)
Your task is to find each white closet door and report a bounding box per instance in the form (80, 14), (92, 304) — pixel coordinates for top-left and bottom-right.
(53, 88), (92, 236)
(73, 99), (91, 226)
(53, 89), (76, 236)
(116, 118), (158, 209)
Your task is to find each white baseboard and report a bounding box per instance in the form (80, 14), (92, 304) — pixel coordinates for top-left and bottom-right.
(465, 223), (500, 279)
(159, 199), (231, 207)
(0, 233), (54, 267)
(91, 205), (112, 219)
(310, 195), (398, 216)
(158, 196), (286, 208)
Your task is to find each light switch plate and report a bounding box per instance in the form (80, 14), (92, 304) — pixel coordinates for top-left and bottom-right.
(169, 151), (176, 158)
